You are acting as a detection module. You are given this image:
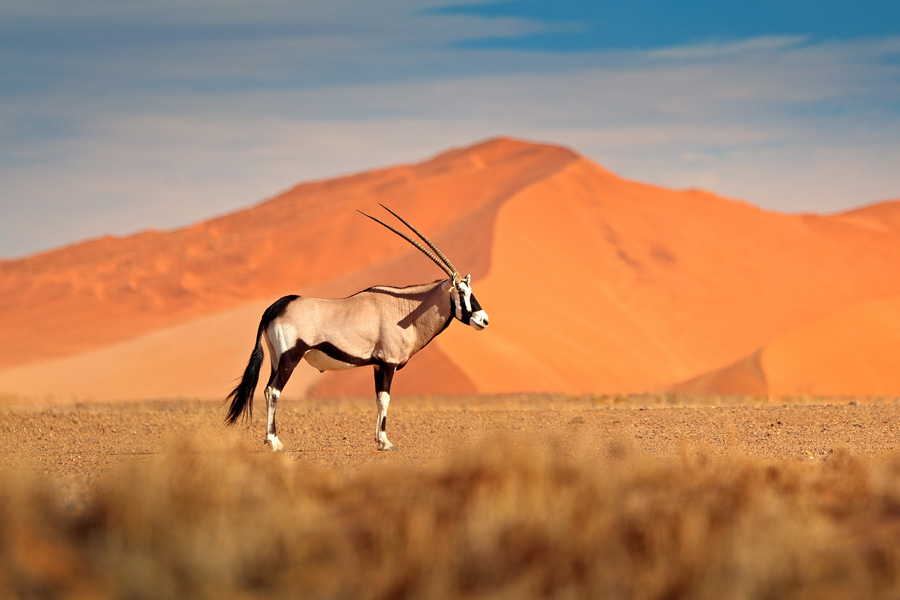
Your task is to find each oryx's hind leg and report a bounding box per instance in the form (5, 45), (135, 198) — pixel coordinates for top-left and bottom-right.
(263, 386), (284, 452)
(263, 339), (307, 452)
(373, 363), (398, 451)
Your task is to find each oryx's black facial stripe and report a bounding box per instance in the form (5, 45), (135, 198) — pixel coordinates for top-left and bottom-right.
(469, 294), (483, 313)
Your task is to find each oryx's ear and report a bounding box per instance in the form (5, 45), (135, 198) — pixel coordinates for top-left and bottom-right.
(442, 279), (455, 294)
(464, 274), (471, 285)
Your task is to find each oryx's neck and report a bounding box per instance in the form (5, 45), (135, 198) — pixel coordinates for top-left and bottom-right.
(366, 279), (454, 352)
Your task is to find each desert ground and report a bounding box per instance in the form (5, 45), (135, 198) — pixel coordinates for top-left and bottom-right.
(4, 393), (900, 503)
(4, 393), (900, 599)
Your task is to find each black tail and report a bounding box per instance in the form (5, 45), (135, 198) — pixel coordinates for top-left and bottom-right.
(224, 322), (265, 425)
(224, 295), (299, 426)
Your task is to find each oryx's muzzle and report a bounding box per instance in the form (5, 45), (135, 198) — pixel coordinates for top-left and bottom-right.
(470, 309), (489, 330)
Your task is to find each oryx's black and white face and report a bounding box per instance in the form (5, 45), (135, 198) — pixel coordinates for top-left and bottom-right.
(450, 274), (489, 330)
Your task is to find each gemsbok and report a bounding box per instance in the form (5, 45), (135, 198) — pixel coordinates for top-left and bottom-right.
(224, 205), (489, 451)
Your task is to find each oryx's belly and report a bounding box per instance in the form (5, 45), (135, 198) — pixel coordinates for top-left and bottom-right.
(304, 349), (357, 372)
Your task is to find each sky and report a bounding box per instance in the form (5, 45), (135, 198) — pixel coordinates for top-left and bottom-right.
(2, 0), (900, 258)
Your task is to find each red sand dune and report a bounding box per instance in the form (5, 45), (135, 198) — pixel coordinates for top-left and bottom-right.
(763, 296), (900, 397)
(1, 137), (899, 401)
(680, 296), (900, 398)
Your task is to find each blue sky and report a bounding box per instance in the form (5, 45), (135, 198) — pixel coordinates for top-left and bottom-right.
(2, 0), (899, 258)
(433, 1), (900, 49)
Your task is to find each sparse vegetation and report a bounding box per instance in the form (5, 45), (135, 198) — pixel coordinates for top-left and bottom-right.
(3, 424), (900, 599)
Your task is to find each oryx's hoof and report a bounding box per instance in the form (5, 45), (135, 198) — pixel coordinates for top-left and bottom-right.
(378, 443), (398, 452)
(265, 436), (284, 452)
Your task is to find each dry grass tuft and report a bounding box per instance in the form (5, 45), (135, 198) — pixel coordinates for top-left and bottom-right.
(3, 435), (900, 599)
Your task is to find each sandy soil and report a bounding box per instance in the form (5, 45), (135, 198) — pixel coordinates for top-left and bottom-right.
(3, 394), (899, 507)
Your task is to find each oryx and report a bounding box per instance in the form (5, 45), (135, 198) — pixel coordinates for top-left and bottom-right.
(224, 205), (489, 451)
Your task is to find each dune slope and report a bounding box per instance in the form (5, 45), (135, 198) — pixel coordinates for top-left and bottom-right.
(2, 137), (899, 400)
(436, 158), (900, 394)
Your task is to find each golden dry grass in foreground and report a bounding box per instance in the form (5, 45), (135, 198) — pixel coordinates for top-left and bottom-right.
(3, 426), (900, 600)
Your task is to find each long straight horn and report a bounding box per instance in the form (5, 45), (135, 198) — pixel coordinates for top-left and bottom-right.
(377, 204), (459, 278)
(357, 209), (457, 278)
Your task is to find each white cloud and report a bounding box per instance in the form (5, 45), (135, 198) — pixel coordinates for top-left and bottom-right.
(646, 35), (810, 60)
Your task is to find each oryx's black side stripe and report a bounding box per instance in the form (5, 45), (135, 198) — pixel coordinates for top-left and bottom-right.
(224, 295), (299, 426)
(309, 341), (373, 367)
(278, 340), (376, 370)
(281, 340), (405, 371)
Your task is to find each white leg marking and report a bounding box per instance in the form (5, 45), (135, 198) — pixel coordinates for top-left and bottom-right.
(264, 386), (284, 452)
(265, 435), (284, 452)
(375, 391), (395, 451)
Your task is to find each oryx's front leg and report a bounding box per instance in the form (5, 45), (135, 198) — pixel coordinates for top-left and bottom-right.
(373, 364), (397, 451)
